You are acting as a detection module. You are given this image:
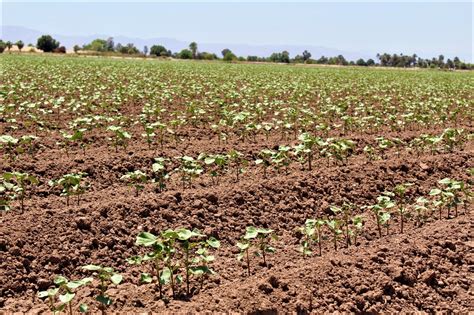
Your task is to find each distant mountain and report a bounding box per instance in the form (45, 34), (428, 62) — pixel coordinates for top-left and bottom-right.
(1, 25), (373, 60)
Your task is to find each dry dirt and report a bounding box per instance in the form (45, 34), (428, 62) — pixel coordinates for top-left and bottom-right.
(1, 123), (473, 313)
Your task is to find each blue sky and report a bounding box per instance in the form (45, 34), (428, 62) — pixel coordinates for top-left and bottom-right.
(1, 1), (473, 61)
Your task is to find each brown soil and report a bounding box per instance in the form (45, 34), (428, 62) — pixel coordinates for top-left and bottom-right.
(1, 124), (473, 313)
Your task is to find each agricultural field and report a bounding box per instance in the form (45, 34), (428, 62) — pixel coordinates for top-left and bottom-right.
(0, 54), (473, 313)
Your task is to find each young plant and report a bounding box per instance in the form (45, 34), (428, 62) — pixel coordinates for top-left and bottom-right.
(330, 202), (354, 247)
(0, 135), (19, 160)
(367, 195), (395, 238)
(82, 265), (123, 315)
(49, 173), (88, 206)
(413, 196), (429, 226)
(325, 219), (343, 251)
(151, 157), (169, 192)
(393, 183), (414, 233)
(227, 150), (246, 182)
(255, 149), (275, 178)
(121, 170), (148, 196)
(107, 125), (131, 152)
(37, 275), (92, 315)
(2, 172), (38, 212)
(199, 153), (228, 185)
(298, 218), (325, 257)
(237, 227), (277, 276)
(175, 156), (203, 188)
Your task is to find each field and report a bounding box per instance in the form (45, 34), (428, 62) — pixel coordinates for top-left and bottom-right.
(1, 54), (473, 313)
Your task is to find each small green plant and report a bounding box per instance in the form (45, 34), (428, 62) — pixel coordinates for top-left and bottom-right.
(49, 173), (88, 206)
(2, 172), (38, 212)
(175, 156), (203, 188)
(107, 125), (131, 152)
(130, 229), (220, 298)
(82, 265), (123, 315)
(325, 218), (343, 251)
(237, 226), (276, 276)
(393, 183), (414, 233)
(37, 275), (92, 315)
(430, 178), (463, 218)
(121, 170), (148, 196)
(298, 218), (325, 257)
(0, 135), (19, 160)
(151, 157), (169, 192)
(255, 149), (275, 178)
(60, 128), (88, 156)
(367, 195), (395, 238)
(413, 196), (429, 226)
(199, 153), (228, 185)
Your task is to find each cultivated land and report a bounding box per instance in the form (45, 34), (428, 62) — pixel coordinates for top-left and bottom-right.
(0, 54), (473, 313)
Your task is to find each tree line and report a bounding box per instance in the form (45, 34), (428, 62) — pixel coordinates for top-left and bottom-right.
(1, 35), (472, 70)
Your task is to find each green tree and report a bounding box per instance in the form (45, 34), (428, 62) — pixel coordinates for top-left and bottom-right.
(189, 42), (198, 59)
(83, 39), (108, 52)
(16, 40), (24, 52)
(223, 51), (236, 62)
(0, 40), (6, 53)
(221, 48), (231, 57)
(150, 45), (168, 56)
(73, 45), (81, 53)
(178, 48), (193, 59)
(6, 41), (12, 51)
(36, 35), (60, 52)
(356, 58), (367, 66)
(302, 50), (311, 62)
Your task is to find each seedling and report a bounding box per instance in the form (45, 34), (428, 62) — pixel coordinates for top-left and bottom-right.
(49, 173), (88, 206)
(37, 275), (92, 315)
(325, 219), (343, 251)
(298, 218), (325, 257)
(413, 196), (429, 226)
(175, 156), (203, 188)
(107, 125), (131, 152)
(237, 226), (276, 276)
(227, 150), (246, 182)
(0, 135), (19, 160)
(393, 183), (414, 233)
(151, 157), (169, 192)
(255, 149), (275, 178)
(199, 153), (228, 185)
(330, 202), (354, 247)
(82, 265), (123, 315)
(121, 170), (148, 196)
(60, 128), (88, 156)
(2, 172), (38, 212)
(367, 195), (395, 238)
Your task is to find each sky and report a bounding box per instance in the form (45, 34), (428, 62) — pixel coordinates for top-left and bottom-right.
(1, 1), (473, 61)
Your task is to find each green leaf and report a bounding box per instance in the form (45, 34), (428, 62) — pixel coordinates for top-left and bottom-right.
(140, 273), (152, 284)
(96, 295), (112, 306)
(59, 292), (75, 304)
(136, 232), (157, 246)
(54, 276), (68, 285)
(176, 228), (203, 240)
(82, 264), (102, 271)
(159, 267), (171, 284)
(236, 242), (249, 250)
(244, 226), (258, 239)
(110, 274), (123, 285)
(206, 237), (220, 248)
(79, 304), (88, 313)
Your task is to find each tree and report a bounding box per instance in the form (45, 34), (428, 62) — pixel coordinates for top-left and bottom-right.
(221, 48), (231, 57)
(106, 37), (114, 51)
(223, 51), (236, 62)
(178, 48), (193, 59)
(366, 58), (375, 66)
(143, 45), (148, 56)
(0, 40), (5, 53)
(83, 39), (108, 52)
(73, 45), (81, 53)
(356, 58), (367, 66)
(189, 42), (198, 59)
(302, 50), (311, 62)
(150, 45), (168, 57)
(16, 40), (24, 52)
(6, 41), (12, 51)
(36, 35), (60, 52)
